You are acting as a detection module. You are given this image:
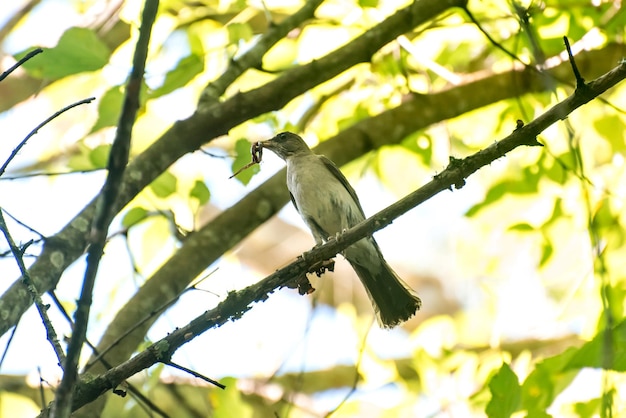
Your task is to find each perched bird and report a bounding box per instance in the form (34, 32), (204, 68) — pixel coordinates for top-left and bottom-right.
(261, 132), (421, 328)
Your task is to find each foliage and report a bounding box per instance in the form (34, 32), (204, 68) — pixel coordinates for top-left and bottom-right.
(0, 0), (625, 417)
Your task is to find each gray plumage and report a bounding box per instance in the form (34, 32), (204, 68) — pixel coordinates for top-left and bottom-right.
(261, 132), (421, 328)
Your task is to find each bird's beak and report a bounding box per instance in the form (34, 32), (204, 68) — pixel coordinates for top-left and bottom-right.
(260, 138), (276, 151)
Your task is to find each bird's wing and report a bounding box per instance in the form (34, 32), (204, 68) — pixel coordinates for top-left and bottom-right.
(319, 155), (366, 218)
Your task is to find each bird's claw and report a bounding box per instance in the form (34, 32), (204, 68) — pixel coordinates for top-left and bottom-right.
(284, 273), (315, 295)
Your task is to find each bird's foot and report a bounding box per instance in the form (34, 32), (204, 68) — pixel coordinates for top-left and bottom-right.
(310, 258), (335, 277)
(284, 273), (316, 295)
(325, 229), (346, 243)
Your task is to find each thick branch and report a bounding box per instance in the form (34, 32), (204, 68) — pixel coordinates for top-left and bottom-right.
(41, 59), (626, 415)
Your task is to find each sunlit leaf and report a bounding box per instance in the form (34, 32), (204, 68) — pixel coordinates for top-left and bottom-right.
(539, 239), (553, 266)
(88, 144), (111, 168)
(262, 39), (298, 71)
(566, 318), (626, 372)
(15, 27), (110, 79)
(210, 377), (253, 418)
(594, 114), (626, 154)
(521, 365), (555, 414)
(91, 86), (124, 133)
(359, 0), (378, 7)
(190, 180), (211, 205)
(122, 207), (149, 228)
(509, 223), (534, 232)
(574, 397), (602, 418)
(0, 392), (40, 416)
(401, 131), (432, 166)
(150, 54), (204, 99)
(151, 171), (178, 198)
(466, 169), (540, 217)
(486, 363), (520, 418)
(227, 23), (253, 44)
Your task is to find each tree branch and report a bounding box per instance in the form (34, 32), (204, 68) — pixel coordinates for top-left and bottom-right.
(37, 57), (626, 416)
(0, 97), (95, 178)
(0, 212), (66, 367)
(50, 1), (158, 417)
(197, 0), (324, 104)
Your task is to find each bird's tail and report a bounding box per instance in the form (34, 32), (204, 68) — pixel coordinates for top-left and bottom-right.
(349, 257), (421, 328)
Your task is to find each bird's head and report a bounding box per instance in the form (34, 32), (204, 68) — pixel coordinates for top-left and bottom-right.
(261, 132), (312, 160)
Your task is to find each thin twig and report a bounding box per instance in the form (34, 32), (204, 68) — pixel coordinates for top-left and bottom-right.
(0, 167), (104, 181)
(0, 48), (43, 83)
(37, 367), (47, 410)
(563, 36), (586, 88)
(165, 361), (226, 389)
(198, 0), (324, 104)
(0, 318), (20, 369)
(0, 208), (46, 240)
(0, 97), (95, 178)
(0, 210), (66, 367)
(51, 1), (160, 416)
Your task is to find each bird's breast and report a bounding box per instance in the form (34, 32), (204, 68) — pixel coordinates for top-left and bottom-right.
(286, 157), (363, 236)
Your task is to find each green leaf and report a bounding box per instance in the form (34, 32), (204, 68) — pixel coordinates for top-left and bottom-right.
(539, 240), (553, 266)
(231, 139), (259, 185)
(122, 207), (149, 228)
(150, 171), (178, 198)
(594, 115), (626, 154)
(566, 318), (626, 372)
(91, 86), (124, 133)
(359, 0), (379, 8)
(574, 397), (602, 418)
(521, 346), (580, 414)
(190, 180), (211, 205)
(15, 27), (110, 80)
(592, 199), (617, 229)
(401, 131), (432, 166)
(211, 377), (253, 418)
(227, 23), (253, 44)
(466, 169), (539, 217)
(262, 39), (297, 71)
(509, 223), (534, 232)
(149, 54), (204, 99)
(486, 363), (520, 418)
(521, 366), (554, 415)
(88, 144), (111, 168)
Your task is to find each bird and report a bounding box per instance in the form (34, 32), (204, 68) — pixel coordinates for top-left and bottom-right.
(261, 131), (421, 328)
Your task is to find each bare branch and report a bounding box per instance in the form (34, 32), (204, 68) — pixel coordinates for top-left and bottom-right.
(0, 48), (43, 83)
(0, 97), (95, 178)
(50, 1), (159, 416)
(198, 0), (324, 104)
(0, 211), (66, 367)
